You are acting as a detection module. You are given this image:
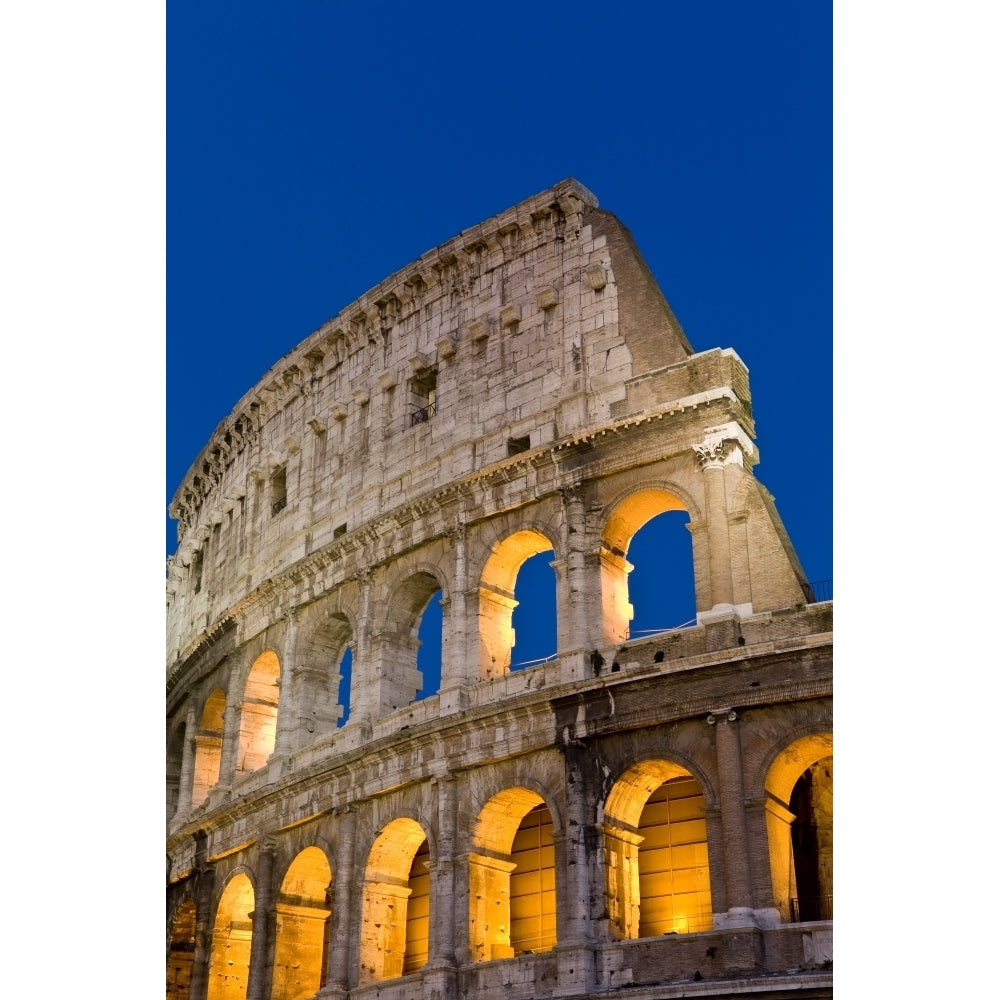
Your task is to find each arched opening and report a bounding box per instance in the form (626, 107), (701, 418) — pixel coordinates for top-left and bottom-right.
(763, 733), (833, 923)
(478, 529), (555, 679)
(402, 839), (431, 975)
(359, 818), (430, 984)
(509, 551), (557, 670)
(272, 847), (333, 1000)
(415, 589), (443, 699)
(206, 873), (254, 1000)
(626, 510), (696, 636)
(789, 758), (833, 921)
(192, 688), (226, 808)
(167, 899), (197, 999)
(377, 572), (444, 711)
(299, 615), (353, 740)
(469, 788), (557, 961)
(236, 651), (280, 777)
(337, 646), (352, 727)
(601, 490), (692, 644)
(604, 761), (712, 939)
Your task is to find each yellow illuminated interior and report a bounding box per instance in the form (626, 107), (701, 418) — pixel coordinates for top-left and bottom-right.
(237, 650), (280, 775)
(763, 733), (833, 923)
(206, 874), (255, 1000)
(469, 788), (556, 961)
(637, 777), (712, 936)
(359, 817), (429, 983)
(509, 803), (557, 954)
(271, 847), (332, 1000)
(604, 761), (712, 939)
(402, 839), (431, 975)
(192, 688), (226, 808)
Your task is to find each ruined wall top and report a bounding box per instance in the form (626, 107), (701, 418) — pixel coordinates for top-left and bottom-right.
(166, 179), (768, 667)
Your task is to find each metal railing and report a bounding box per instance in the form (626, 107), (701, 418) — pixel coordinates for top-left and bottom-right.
(409, 399), (437, 426)
(808, 579), (832, 602)
(790, 895), (833, 922)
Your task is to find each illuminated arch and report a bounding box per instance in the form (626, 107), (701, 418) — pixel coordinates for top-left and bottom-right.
(236, 651), (280, 777)
(166, 898), (197, 999)
(192, 688), (227, 807)
(600, 488), (692, 644)
(206, 873), (255, 1000)
(271, 847), (333, 1000)
(477, 529), (556, 679)
(359, 818), (430, 983)
(763, 733), (833, 922)
(469, 788), (557, 961)
(603, 760), (712, 939)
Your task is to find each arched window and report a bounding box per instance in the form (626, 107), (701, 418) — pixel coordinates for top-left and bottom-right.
(359, 818), (430, 983)
(509, 551), (557, 670)
(167, 899), (197, 1000)
(375, 572), (445, 713)
(207, 873), (254, 1000)
(762, 733), (833, 923)
(600, 490), (693, 644)
(604, 761), (712, 939)
(299, 614), (354, 739)
(272, 847), (333, 1000)
(478, 530), (556, 679)
(192, 688), (226, 808)
(236, 651), (280, 777)
(626, 509), (696, 636)
(469, 788), (557, 961)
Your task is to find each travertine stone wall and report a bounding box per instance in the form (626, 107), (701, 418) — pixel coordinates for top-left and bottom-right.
(166, 180), (831, 1000)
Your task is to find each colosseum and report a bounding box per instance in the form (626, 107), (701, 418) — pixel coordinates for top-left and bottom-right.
(166, 178), (832, 1000)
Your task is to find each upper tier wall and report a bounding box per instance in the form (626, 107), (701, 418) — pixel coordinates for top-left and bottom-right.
(166, 179), (804, 673)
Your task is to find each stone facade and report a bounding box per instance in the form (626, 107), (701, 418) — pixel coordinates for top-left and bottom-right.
(166, 179), (832, 1000)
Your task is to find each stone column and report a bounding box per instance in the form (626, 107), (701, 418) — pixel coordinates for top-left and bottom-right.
(558, 486), (603, 683)
(553, 743), (596, 997)
(440, 521), (469, 699)
(350, 569), (377, 723)
(189, 832), (216, 1000)
(321, 806), (358, 996)
(429, 772), (458, 966)
(246, 836), (277, 1000)
(694, 441), (735, 615)
(217, 700), (242, 788)
(708, 709), (762, 973)
(175, 702), (198, 822)
(273, 609), (299, 759)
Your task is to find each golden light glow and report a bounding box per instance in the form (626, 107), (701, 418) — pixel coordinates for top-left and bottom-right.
(604, 763), (712, 939)
(207, 874), (254, 1000)
(271, 847), (332, 1000)
(478, 530), (554, 677)
(192, 688), (226, 808)
(359, 818), (429, 983)
(236, 651), (280, 776)
(600, 489), (687, 643)
(763, 735), (833, 923)
(469, 789), (556, 961)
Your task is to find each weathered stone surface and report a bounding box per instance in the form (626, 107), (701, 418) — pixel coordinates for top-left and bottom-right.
(167, 180), (832, 1000)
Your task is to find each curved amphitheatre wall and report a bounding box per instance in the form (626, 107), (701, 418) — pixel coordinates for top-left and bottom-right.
(166, 180), (832, 996)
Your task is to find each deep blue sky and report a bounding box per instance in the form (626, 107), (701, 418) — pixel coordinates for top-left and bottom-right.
(167, 1), (832, 665)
